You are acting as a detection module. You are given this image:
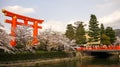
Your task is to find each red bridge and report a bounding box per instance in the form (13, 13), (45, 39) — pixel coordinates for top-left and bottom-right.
(76, 45), (120, 52)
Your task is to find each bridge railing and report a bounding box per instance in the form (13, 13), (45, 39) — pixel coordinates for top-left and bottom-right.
(76, 45), (120, 51)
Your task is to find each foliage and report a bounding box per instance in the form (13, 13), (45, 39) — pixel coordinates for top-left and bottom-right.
(100, 24), (105, 34)
(105, 27), (116, 44)
(100, 24), (109, 45)
(74, 21), (86, 45)
(0, 51), (69, 62)
(88, 14), (100, 42)
(65, 24), (75, 41)
(101, 34), (111, 45)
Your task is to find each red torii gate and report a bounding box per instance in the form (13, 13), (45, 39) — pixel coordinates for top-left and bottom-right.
(2, 9), (44, 46)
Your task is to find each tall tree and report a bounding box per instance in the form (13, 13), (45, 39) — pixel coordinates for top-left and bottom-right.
(100, 24), (111, 45)
(100, 24), (105, 34)
(105, 27), (116, 44)
(75, 21), (86, 45)
(100, 23), (105, 44)
(65, 24), (75, 41)
(101, 34), (111, 45)
(88, 14), (100, 43)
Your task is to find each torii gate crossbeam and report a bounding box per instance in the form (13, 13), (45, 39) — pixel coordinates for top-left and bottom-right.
(2, 9), (44, 46)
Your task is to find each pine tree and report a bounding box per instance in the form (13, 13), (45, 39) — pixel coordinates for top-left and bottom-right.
(100, 23), (105, 44)
(75, 21), (86, 45)
(65, 24), (75, 41)
(100, 24), (105, 34)
(100, 24), (111, 45)
(88, 14), (100, 43)
(101, 34), (111, 45)
(105, 27), (116, 44)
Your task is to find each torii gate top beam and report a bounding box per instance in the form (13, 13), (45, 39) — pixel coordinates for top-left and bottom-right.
(2, 9), (44, 24)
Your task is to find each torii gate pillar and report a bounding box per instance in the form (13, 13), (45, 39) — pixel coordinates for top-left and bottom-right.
(10, 16), (17, 46)
(2, 9), (44, 46)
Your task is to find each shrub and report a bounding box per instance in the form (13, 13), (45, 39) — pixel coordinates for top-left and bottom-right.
(0, 51), (69, 62)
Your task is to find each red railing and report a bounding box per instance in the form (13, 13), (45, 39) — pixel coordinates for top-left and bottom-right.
(76, 45), (120, 51)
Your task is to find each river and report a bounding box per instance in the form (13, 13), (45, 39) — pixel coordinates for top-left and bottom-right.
(35, 57), (120, 67)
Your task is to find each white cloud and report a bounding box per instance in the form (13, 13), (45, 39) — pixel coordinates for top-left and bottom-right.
(40, 19), (77, 33)
(99, 10), (120, 24)
(41, 20), (66, 33)
(4, 5), (35, 14)
(95, 0), (120, 29)
(98, 10), (120, 29)
(41, 19), (88, 33)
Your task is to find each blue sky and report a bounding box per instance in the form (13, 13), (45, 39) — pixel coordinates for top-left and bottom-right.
(0, 0), (120, 33)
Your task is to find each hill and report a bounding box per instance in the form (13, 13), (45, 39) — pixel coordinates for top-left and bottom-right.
(114, 29), (120, 37)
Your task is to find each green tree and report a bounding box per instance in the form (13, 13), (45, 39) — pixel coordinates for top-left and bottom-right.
(75, 21), (86, 45)
(101, 34), (111, 45)
(100, 24), (105, 34)
(88, 14), (100, 43)
(105, 27), (116, 44)
(65, 24), (75, 41)
(100, 24), (111, 45)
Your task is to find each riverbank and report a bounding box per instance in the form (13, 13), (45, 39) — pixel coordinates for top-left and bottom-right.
(0, 51), (94, 66)
(0, 57), (82, 66)
(1, 51), (119, 66)
(0, 51), (69, 61)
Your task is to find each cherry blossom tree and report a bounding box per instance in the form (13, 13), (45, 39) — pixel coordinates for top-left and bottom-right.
(15, 25), (33, 52)
(38, 29), (76, 51)
(0, 23), (14, 53)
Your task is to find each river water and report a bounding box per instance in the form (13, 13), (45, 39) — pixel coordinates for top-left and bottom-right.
(35, 57), (120, 67)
